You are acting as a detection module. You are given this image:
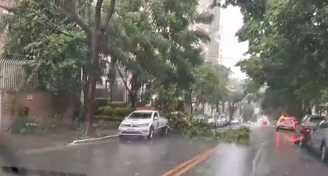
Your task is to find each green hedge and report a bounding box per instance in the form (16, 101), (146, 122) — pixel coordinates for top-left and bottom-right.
(98, 106), (114, 116)
(96, 99), (110, 107)
(97, 106), (134, 117)
(94, 116), (125, 122)
(110, 102), (128, 108)
(96, 100), (128, 108)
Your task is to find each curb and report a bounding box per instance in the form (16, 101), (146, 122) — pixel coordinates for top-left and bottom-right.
(15, 135), (119, 155)
(69, 134), (119, 145)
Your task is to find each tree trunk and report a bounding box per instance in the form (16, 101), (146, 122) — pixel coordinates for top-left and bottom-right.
(130, 92), (137, 107)
(228, 102), (235, 121)
(216, 102), (219, 113)
(129, 73), (139, 107)
(190, 89), (193, 114)
(109, 57), (117, 103)
(222, 101), (225, 113)
(84, 32), (100, 135)
(84, 73), (97, 135)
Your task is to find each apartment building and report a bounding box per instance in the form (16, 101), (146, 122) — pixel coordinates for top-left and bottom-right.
(192, 0), (221, 65)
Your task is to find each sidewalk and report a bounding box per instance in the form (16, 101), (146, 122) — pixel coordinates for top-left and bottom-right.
(0, 129), (118, 152)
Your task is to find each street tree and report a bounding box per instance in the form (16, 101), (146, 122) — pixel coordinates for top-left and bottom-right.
(192, 64), (229, 113)
(0, 1), (86, 95)
(39, 0), (117, 134)
(107, 0), (212, 109)
(1, 0), (117, 134)
(212, 0), (328, 119)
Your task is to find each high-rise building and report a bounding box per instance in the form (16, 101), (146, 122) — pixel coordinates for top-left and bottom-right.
(192, 0), (221, 65)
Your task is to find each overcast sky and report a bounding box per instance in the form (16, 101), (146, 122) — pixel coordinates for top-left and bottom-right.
(220, 6), (248, 79)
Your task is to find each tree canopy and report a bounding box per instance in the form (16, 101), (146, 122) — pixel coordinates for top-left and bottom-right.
(220, 0), (328, 118)
(0, 0), (233, 133)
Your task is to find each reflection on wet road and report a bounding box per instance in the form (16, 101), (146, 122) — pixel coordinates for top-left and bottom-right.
(0, 125), (328, 176)
(2, 137), (217, 176)
(191, 125), (328, 176)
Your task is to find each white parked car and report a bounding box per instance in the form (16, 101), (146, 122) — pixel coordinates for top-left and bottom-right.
(118, 107), (169, 140)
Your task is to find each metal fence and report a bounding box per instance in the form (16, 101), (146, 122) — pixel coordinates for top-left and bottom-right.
(0, 59), (35, 90)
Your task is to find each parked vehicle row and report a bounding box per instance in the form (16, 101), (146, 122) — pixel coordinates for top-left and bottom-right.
(306, 119), (328, 162)
(276, 114), (328, 163)
(191, 113), (230, 126)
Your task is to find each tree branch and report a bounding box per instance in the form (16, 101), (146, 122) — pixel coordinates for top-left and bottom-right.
(1, 3), (76, 38)
(0, 4), (14, 12)
(100, 0), (116, 34)
(42, 0), (91, 34)
(115, 63), (132, 95)
(95, 0), (104, 28)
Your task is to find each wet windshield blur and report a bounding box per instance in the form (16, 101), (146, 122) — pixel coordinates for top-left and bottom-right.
(1, 0), (328, 175)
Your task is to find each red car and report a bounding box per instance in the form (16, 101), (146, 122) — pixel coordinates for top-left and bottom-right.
(262, 120), (268, 125)
(294, 115), (326, 147)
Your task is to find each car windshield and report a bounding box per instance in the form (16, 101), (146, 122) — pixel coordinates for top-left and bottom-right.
(309, 117), (324, 124)
(128, 112), (152, 119)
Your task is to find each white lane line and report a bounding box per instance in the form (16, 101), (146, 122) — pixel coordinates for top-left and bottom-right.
(250, 141), (267, 176)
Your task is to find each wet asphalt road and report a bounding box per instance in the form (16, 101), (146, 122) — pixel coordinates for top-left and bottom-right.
(1, 137), (217, 176)
(189, 125), (328, 176)
(0, 124), (328, 176)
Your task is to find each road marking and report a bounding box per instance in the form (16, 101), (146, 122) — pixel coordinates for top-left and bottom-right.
(70, 134), (119, 145)
(172, 149), (216, 176)
(162, 147), (217, 176)
(251, 141), (267, 176)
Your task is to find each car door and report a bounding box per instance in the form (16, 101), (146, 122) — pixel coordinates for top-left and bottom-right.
(299, 116), (310, 134)
(318, 121), (328, 146)
(157, 111), (166, 128)
(311, 120), (326, 150)
(297, 115), (308, 133)
(153, 112), (160, 130)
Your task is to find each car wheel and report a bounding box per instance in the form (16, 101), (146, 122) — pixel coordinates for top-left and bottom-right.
(147, 126), (154, 140)
(320, 142), (328, 162)
(276, 127), (280, 131)
(306, 138), (313, 152)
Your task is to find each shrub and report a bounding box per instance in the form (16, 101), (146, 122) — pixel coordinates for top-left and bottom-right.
(98, 106), (114, 116)
(110, 102), (128, 108)
(96, 99), (110, 107)
(97, 106), (134, 117)
(113, 107), (134, 117)
(95, 116), (125, 122)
